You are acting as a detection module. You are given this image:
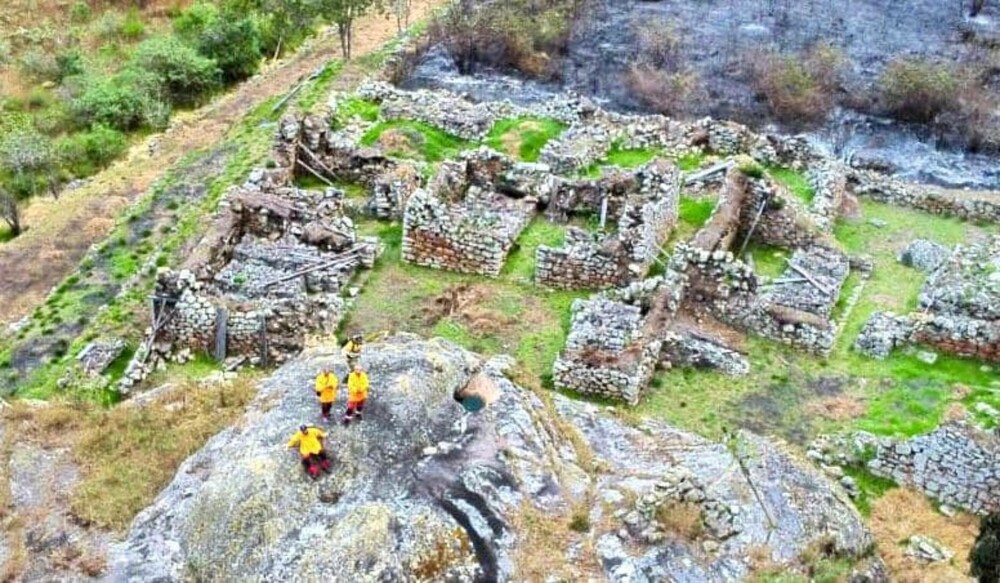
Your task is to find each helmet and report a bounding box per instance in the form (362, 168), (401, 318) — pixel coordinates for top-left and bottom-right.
(299, 424), (308, 433)
(351, 334), (363, 343)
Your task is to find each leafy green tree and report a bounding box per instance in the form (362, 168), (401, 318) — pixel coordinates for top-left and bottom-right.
(131, 36), (222, 106)
(0, 116), (56, 198)
(224, 0), (319, 58)
(176, 4), (263, 83)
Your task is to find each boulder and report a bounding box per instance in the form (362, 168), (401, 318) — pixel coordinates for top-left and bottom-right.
(107, 335), (876, 581)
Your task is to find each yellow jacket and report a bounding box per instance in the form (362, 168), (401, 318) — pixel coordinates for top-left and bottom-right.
(342, 340), (362, 359)
(347, 371), (369, 403)
(288, 427), (326, 456)
(314, 372), (338, 404)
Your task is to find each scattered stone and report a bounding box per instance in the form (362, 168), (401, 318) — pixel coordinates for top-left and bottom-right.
(916, 350), (939, 365)
(868, 218), (887, 228)
(899, 239), (949, 273)
(904, 535), (954, 563)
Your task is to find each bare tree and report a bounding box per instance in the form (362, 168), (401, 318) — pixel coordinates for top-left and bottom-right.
(392, 0), (412, 32)
(0, 189), (22, 238)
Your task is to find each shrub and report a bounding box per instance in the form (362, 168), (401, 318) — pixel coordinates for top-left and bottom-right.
(195, 15), (261, 83)
(55, 49), (85, 81)
(131, 37), (221, 106)
(70, 1), (91, 23)
(747, 44), (843, 125)
(627, 64), (703, 116)
(879, 58), (958, 122)
(18, 49), (60, 82)
(121, 9), (146, 41)
(71, 69), (168, 131)
(26, 87), (53, 110)
(634, 18), (682, 69)
(971, 512), (1000, 583)
(429, 0), (578, 80)
(93, 10), (125, 41)
(57, 125), (129, 177)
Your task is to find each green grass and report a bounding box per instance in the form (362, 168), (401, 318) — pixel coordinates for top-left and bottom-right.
(342, 218), (583, 382)
(674, 151), (707, 172)
(841, 464), (897, 517)
(747, 244), (789, 279)
(485, 117), (566, 162)
(605, 142), (661, 168)
(768, 166), (815, 205)
(360, 120), (471, 162)
(501, 218), (567, 283)
(334, 96), (380, 125)
(678, 196), (715, 229)
(0, 226), (14, 243)
(296, 60), (346, 112)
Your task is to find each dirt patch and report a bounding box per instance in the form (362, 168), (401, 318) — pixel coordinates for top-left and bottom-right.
(803, 395), (867, 421)
(870, 488), (979, 582)
(377, 128), (422, 158)
(425, 283), (520, 335)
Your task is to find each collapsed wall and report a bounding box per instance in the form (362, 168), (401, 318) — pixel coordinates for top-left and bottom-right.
(851, 169), (1000, 224)
(536, 159), (679, 289)
(856, 236), (1000, 363)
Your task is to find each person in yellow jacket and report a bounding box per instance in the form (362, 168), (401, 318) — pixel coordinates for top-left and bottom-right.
(287, 424), (330, 479)
(341, 334), (364, 371)
(343, 364), (369, 426)
(314, 367), (338, 422)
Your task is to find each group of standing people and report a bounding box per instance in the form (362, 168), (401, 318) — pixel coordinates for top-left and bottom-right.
(286, 333), (369, 479)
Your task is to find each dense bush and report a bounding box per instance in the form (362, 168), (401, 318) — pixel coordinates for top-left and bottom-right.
(971, 513), (1000, 583)
(55, 49), (85, 82)
(748, 45), (844, 125)
(71, 68), (168, 131)
(879, 58), (958, 122)
(175, 4), (262, 83)
(18, 49), (61, 83)
(57, 125), (129, 177)
(132, 36), (221, 106)
(627, 64), (703, 116)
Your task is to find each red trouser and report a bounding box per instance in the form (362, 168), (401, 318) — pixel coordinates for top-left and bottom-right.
(301, 451), (330, 476)
(344, 399), (365, 419)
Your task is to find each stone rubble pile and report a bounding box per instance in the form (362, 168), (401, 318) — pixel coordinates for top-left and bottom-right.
(854, 311), (915, 359)
(76, 338), (126, 376)
(898, 238), (950, 273)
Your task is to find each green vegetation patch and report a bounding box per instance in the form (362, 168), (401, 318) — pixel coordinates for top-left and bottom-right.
(678, 196), (715, 229)
(485, 117), (566, 162)
(333, 95), (380, 125)
(605, 141), (661, 168)
(768, 166), (815, 205)
(502, 218), (567, 283)
(673, 151), (707, 172)
(360, 120), (471, 162)
(746, 243), (789, 280)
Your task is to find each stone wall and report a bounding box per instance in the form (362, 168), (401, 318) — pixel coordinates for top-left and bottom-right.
(850, 169), (1000, 224)
(807, 161), (848, 231)
(868, 422), (1000, 515)
(535, 228), (627, 290)
(402, 187), (535, 276)
(743, 177), (829, 250)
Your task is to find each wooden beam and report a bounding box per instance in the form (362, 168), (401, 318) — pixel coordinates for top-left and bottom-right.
(784, 260), (832, 295)
(295, 158), (336, 187)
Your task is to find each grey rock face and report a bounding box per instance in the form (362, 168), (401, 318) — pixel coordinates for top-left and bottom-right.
(107, 336), (876, 581)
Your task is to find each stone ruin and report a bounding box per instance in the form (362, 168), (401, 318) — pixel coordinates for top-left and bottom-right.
(119, 136), (381, 392)
(113, 78), (999, 400)
(856, 235), (1000, 363)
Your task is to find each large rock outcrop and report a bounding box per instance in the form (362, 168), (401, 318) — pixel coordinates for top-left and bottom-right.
(107, 335), (877, 581)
